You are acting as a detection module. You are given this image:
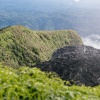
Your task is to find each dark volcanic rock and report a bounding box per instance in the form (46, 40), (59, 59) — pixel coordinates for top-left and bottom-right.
(37, 45), (100, 86)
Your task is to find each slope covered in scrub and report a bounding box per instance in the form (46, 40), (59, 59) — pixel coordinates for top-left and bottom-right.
(0, 63), (100, 100)
(0, 26), (83, 67)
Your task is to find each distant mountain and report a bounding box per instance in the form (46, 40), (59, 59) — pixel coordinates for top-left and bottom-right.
(37, 45), (100, 86)
(0, 0), (100, 37)
(0, 26), (83, 67)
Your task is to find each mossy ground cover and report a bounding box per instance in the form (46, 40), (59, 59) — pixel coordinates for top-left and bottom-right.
(0, 63), (100, 100)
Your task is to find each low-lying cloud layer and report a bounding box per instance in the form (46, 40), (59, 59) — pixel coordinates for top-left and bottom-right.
(83, 34), (100, 49)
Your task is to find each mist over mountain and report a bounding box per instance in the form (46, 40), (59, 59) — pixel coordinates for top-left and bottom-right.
(83, 34), (100, 49)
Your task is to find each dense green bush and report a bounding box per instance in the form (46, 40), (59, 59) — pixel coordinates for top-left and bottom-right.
(0, 63), (100, 100)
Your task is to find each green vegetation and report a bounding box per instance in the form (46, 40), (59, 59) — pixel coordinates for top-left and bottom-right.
(0, 63), (99, 100)
(0, 26), (83, 67)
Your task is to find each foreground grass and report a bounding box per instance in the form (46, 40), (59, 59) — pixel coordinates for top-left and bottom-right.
(0, 64), (100, 100)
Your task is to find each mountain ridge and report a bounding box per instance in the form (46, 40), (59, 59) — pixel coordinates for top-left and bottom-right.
(0, 25), (83, 67)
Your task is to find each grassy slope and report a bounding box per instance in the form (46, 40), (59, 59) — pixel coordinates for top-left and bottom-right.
(0, 63), (99, 100)
(0, 26), (83, 67)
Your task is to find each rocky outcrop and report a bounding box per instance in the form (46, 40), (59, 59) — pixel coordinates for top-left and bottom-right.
(37, 45), (100, 86)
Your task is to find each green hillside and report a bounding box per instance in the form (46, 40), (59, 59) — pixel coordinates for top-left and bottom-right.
(0, 26), (83, 67)
(0, 63), (99, 100)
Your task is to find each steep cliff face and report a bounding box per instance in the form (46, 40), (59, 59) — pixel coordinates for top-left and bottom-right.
(0, 26), (83, 67)
(37, 45), (100, 86)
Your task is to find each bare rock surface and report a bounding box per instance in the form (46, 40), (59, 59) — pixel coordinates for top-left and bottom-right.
(37, 45), (100, 86)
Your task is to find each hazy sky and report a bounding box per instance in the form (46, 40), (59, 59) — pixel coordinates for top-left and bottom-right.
(74, 0), (100, 5)
(1, 0), (100, 8)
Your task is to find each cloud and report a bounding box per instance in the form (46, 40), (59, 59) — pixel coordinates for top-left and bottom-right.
(74, 0), (80, 2)
(82, 34), (100, 49)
